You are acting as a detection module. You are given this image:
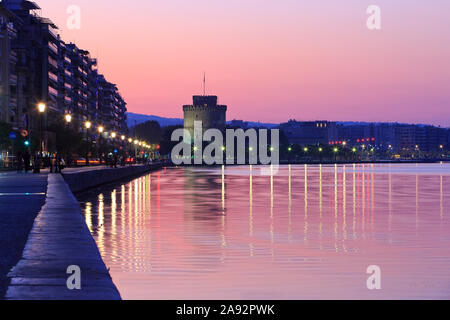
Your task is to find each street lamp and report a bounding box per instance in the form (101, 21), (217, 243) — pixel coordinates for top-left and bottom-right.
(37, 103), (46, 155)
(65, 114), (72, 124)
(121, 135), (125, 141)
(111, 132), (117, 139)
(33, 102), (46, 173)
(38, 103), (46, 113)
(98, 126), (104, 134)
(85, 121), (91, 166)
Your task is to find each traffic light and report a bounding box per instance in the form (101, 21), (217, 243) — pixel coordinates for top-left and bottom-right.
(24, 140), (30, 146)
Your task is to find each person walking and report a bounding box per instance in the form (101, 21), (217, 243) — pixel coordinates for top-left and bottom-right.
(16, 151), (23, 173)
(50, 153), (55, 173)
(23, 150), (31, 173)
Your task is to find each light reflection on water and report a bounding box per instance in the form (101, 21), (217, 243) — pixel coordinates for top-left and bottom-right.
(78, 164), (450, 299)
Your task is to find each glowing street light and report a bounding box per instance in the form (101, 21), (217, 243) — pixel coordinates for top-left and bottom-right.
(85, 121), (92, 129)
(37, 103), (47, 159)
(352, 147), (357, 153)
(111, 132), (117, 138)
(304, 147), (308, 152)
(121, 135), (126, 141)
(134, 140), (139, 145)
(38, 102), (46, 113)
(65, 114), (72, 123)
(98, 126), (104, 133)
(128, 138), (133, 143)
(333, 147), (339, 153)
(318, 147), (323, 152)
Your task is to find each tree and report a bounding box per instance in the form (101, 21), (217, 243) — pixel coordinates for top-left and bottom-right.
(132, 121), (162, 144)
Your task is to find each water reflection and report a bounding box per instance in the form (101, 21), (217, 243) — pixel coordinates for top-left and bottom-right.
(78, 164), (450, 299)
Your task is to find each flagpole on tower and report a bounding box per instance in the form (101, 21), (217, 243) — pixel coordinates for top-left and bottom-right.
(203, 72), (206, 96)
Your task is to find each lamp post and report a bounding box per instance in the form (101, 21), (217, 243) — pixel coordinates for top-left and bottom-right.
(333, 147), (338, 162)
(85, 121), (91, 166)
(38, 103), (46, 156)
(33, 103), (46, 174)
(98, 126), (104, 164)
(64, 114), (72, 166)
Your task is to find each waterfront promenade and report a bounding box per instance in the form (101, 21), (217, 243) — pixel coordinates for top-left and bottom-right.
(0, 172), (47, 298)
(0, 164), (161, 300)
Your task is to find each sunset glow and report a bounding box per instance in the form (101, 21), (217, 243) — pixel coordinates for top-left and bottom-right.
(36, 0), (450, 126)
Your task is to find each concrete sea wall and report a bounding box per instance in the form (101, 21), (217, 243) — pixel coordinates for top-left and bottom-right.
(63, 164), (161, 193)
(6, 164), (160, 300)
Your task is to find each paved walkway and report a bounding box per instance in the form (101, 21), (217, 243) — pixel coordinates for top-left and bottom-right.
(0, 172), (48, 298)
(5, 174), (121, 300)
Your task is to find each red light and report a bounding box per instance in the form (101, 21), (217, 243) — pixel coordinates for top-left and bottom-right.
(357, 139), (360, 143)
(339, 141), (342, 144)
(362, 139), (365, 142)
(372, 138), (375, 141)
(156, 145), (160, 150)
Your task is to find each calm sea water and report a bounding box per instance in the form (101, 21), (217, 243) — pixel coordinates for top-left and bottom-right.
(78, 164), (450, 299)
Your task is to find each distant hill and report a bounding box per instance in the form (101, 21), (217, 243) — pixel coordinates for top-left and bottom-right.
(127, 113), (183, 128)
(126, 112), (278, 129)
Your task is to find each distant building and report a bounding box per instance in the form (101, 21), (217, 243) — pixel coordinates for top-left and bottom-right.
(280, 120), (337, 145)
(183, 95), (227, 140)
(228, 119), (249, 129)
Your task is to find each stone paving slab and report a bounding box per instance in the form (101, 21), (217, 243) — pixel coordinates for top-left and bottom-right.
(5, 174), (121, 300)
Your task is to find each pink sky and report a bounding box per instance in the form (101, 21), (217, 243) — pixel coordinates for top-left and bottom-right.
(37, 0), (450, 126)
